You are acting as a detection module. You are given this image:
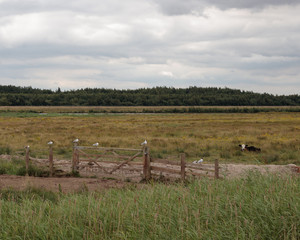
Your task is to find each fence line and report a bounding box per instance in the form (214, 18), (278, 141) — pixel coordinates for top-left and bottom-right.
(22, 144), (220, 180)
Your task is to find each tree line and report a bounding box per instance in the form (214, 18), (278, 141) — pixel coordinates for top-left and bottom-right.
(0, 85), (299, 106)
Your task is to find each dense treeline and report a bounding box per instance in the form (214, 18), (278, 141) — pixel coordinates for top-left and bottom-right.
(0, 85), (299, 106)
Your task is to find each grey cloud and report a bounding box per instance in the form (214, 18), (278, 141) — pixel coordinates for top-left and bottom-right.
(208, 0), (298, 10)
(0, 0), (300, 94)
(151, 0), (205, 15)
(152, 0), (299, 15)
(0, 0), (154, 17)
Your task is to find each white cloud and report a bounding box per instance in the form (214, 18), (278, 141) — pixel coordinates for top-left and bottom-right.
(160, 71), (174, 78)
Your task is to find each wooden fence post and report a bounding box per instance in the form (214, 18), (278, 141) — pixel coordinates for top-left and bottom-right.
(181, 153), (186, 182)
(215, 159), (219, 179)
(143, 146), (151, 180)
(72, 145), (78, 172)
(25, 146), (30, 176)
(49, 145), (53, 177)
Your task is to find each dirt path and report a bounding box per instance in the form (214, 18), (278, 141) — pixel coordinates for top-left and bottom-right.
(0, 162), (298, 192)
(0, 175), (129, 193)
(220, 163), (299, 178)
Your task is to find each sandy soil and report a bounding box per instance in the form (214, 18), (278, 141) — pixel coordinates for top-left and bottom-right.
(0, 175), (130, 193)
(220, 163), (299, 178)
(0, 154), (299, 192)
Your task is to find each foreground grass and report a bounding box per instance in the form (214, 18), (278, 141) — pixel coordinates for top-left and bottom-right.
(0, 173), (299, 239)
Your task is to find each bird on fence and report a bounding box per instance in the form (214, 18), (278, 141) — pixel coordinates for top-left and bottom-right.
(47, 140), (54, 145)
(93, 142), (99, 147)
(141, 140), (147, 146)
(73, 138), (79, 143)
(24, 145), (30, 149)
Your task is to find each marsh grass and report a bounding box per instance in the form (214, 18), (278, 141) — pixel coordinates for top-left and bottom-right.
(0, 112), (300, 164)
(0, 172), (299, 239)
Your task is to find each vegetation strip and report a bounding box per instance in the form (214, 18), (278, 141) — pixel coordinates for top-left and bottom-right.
(1, 112), (300, 165)
(0, 85), (300, 106)
(0, 173), (299, 239)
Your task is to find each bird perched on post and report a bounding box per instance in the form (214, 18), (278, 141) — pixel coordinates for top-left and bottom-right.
(47, 140), (54, 145)
(73, 138), (79, 143)
(24, 145), (30, 149)
(93, 142), (99, 147)
(141, 140), (147, 146)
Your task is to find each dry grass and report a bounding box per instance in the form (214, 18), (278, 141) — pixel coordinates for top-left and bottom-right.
(0, 112), (300, 164)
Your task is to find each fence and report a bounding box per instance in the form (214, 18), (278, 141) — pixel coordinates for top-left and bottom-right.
(149, 154), (219, 181)
(72, 144), (144, 179)
(22, 144), (220, 181)
(22, 145), (71, 177)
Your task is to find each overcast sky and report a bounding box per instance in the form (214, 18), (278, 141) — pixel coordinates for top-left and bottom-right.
(0, 0), (299, 95)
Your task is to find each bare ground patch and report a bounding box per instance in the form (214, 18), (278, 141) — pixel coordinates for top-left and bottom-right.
(0, 174), (130, 193)
(0, 164), (298, 193)
(0, 154), (299, 192)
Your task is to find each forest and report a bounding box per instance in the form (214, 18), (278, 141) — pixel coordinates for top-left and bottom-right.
(0, 85), (299, 106)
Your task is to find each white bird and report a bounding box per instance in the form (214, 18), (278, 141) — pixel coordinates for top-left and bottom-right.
(73, 138), (79, 143)
(25, 145), (30, 149)
(193, 158), (203, 164)
(197, 158), (203, 164)
(47, 140), (54, 145)
(93, 142), (99, 147)
(141, 140), (147, 146)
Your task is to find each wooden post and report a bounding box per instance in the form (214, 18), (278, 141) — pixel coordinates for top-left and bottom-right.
(49, 145), (53, 177)
(76, 148), (80, 168)
(25, 146), (30, 176)
(72, 145), (78, 172)
(143, 146), (151, 180)
(181, 153), (186, 182)
(215, 159), (219, 179)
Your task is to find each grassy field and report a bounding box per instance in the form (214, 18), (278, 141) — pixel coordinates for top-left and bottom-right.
(0, 173), (299, 239)
(0, 109), (300, 164)
(0, 108), (299, 239)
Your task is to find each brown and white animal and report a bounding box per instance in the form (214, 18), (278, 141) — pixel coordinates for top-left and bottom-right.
(239, 144), (261, 152)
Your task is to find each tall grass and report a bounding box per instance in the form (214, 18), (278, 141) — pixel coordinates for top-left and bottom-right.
(0, 173), (299, 239)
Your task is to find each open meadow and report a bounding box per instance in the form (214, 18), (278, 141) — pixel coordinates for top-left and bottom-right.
(0, 108), (300, 165)
(0, 108), (299, 239)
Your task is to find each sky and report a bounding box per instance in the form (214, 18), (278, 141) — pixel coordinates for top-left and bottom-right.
(0, 0), (300, 95)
